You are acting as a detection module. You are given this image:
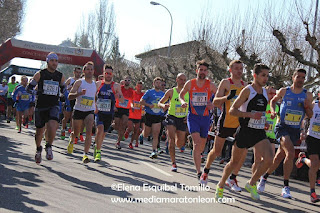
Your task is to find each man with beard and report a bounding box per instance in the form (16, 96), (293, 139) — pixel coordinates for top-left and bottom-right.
(215, 63), (273, 201)
(140, 77), (165, 159)
(200, 60), (246, 192)
(94, 64), (123, 162)
(26, 52), (66, 164)
(257, 69), (313, 199)
(114, 76), (134, 149)
(179, 60), (217, 181)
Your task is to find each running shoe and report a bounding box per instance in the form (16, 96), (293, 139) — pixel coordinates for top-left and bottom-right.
(80, 134), (84, 142)
(295, 152), (306, 169)
(219, 158), (225, 164)
(171, 163), (177, 172)
(68, 128), (72, 134)
(199, 172), (208, 186)
(226, 177), (242, 192)
(94, 151), (101, 162)
(15, 126), (19, 130)
(311, 192), (320, 203)
(147, 136), (151, 141)
(139, 134), (143, 144)
(121, 136), (125, 141)
(25, 124), (28, 129)
(149, 151), (157, 159)
(180, 146), (185, 153)
(45, 145), (53, 160)
(215, 185), (224, 200)
(201, 154), (205, 163)
(316, 179), (320, 186)
(61, 130), (66, 140)
(74, 137), (78, 144)
(157, 148), (164, 154)
(128, 143), (133, 149)
(135, 142), (139, 147)
(115, 142), (121, 150)
(18, 128), (21, 133)
(245, 182), (260, 200)
(257, 176), (267, 192)
(82, 154), (90, 163)
(93, 145), (97, 158)
(7, 119), (10, 123)
(35, 146), (42, 164)
(67, 138), (74, 154)
(124, 130), (129, 139)
(281, 186), (292, 199)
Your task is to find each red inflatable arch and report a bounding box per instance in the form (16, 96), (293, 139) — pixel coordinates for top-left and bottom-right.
(0, 38), (105, 77)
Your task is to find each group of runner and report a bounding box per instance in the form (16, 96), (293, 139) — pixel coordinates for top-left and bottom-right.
(5, 52), (320, 204)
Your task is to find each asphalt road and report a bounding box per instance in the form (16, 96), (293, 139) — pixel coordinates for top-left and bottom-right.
(0, 121), (319, 213)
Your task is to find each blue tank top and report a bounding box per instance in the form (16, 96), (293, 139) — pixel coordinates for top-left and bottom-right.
(96, 82), (116, 114)
(279, 87), (307, 128)
(13, 85), (31, 110)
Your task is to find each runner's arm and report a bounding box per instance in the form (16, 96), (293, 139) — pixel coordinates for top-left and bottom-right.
(158, 89), (172, 109)
(304, 92), (313, 118)
(179, 80), (191, 108)
(270, 88), (285, 115)
(229, 87), (255, 118)
(114, 83), (124, 103)
(68, 80), (82, 100)
(26, 71), (40, 92)
(213, 79), (229, 107)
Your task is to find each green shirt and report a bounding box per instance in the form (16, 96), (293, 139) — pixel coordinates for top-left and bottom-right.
(7, 82), (19, 98)
(168, 87), (189, 118)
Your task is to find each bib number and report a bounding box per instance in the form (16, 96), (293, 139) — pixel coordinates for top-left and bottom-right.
(97, 99), (111, 112)
(266, 120), (274, 133)
(119, 99), (129, 108)
(311, 122), (320, 136)
(43, 80), (59, 96)
(133, 101), (141, 110)
(284, 109), (302, 126)
(21, 94), (29, 101)
(248, 111), (266, 129)
(175, 104), (186, 117)
(192, 92), (207, 106)
(80, 96), (94, 109)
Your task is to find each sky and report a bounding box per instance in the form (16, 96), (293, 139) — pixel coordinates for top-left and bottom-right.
(10, 0), (310, 70)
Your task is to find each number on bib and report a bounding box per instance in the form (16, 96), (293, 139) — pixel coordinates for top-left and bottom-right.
(21, 94), (29, 101)
(192, 92), (207, 106)
(175, 104), (186, 116)
(97, 99), (111, 112)
(284, 109), (302, 126)
(43, 80), (59, 96)
(80, 96), (94, 109)
(248, 111), (266, 129)
(119, 99), (129, 108)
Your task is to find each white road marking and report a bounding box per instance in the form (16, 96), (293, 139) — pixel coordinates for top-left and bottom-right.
(140, 161), (173, 177)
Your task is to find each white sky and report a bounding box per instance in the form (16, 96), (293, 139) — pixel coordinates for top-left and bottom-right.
(10, 0), (309, 69)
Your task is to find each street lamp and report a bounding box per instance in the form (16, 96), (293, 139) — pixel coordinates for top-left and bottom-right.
(150, 1), (173, 58)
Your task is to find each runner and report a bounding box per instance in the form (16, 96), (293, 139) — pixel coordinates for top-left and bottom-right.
(26, 52), (66, 164)
(199, 60), (246, 192)
(157, 78), (167, 154)
(125, 81), (144, 149)
(12, 75), (31, 133)
(28, 78), (36, 125)
(114, 76), (134, 149)
(257, 69), (313, 199)
(215, 63), (273, 201)
(139, 77), (165, 158)
(94, 64), (123, 162)
(294, 100), (320, 203)
(179, 60), (217, 181)
(67, 61), (97, 163)
(61, 67), (82, 140)
(158, 73), (188, 172)
(6, 76), (19, 123)
(0, 79), (8, 97)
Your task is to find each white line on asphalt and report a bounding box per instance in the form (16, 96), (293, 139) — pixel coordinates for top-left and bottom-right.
(140, 161), (173, 177)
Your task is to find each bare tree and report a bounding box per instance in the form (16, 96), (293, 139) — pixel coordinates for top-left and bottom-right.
(0, 0), (25, 43)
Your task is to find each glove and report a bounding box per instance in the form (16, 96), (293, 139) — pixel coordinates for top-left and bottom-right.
(227, 89), (237, 100)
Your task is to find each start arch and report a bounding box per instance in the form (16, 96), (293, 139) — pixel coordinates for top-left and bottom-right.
(0, 38), (105, 78)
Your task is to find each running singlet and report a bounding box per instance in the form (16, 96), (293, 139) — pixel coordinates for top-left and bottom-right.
(115, 85), (133, 109)
(239, 85), (268, 129)
(36, 69), (63, 108)
(67, 77), (76, 91)
(129, 90), (144, 119)
(74, 79), (96, 112)
(265, 104), (279, 139)
(168, 88), (189, 118)
(7, 82), (19, 98)
(279, 87), (307, 129)
(189, 79), (211, 116)
(96, 81), (116, 114)
(307, 103), (320, 139)
(219, 78), (245, 128)
(142, 89), (165, 116)
(13, 85), (31, 110)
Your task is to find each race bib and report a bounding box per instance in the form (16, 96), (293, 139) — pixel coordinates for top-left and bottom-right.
(151, 102), (161, 114)
(248, 111), (266, 129)
(119, 99), (129, 108)
(21, 94), (29, 101)
(192, 92), (207, 106)
(43, 80), (59, 96)
(175, 104), (187, 117)
(80, 96), (94, 109)
(311, 122), (320, 136)
(133, 101), (141, 110)
(284, 109), (303, 126)
(97, 99), (111, 112)
(266, 120), (274, 133)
